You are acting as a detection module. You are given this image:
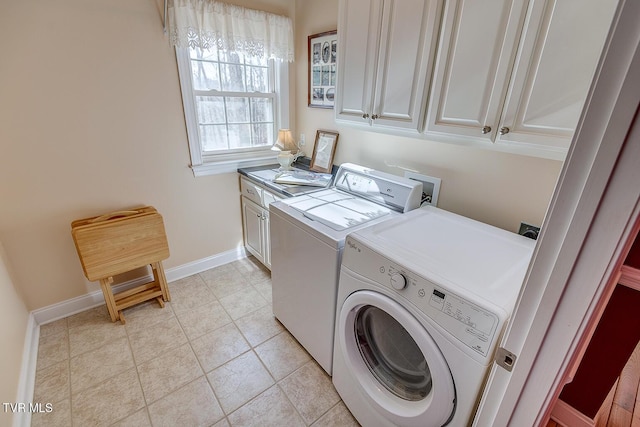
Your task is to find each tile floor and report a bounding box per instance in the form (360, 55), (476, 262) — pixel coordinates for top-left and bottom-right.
(31, 257), (360, 427)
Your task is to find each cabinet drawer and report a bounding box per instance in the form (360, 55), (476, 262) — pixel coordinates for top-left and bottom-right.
(240, 178), (263, 206)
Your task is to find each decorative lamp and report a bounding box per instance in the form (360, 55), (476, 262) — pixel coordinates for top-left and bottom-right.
(272, 129), (298, 170)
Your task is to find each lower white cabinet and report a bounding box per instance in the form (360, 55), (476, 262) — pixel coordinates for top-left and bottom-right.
(240, 177), (282, 270)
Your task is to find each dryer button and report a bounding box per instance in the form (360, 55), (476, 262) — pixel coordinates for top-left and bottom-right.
(390, 273), (407, 290)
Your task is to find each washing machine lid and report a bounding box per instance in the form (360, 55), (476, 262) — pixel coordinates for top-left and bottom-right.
(348, 206), (536, 311)
(280, 188), (392, 231)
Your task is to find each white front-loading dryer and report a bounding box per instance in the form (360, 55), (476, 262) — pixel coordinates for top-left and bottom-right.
(332, 206), (535, 426)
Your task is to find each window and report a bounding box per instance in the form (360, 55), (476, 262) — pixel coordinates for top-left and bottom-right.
(176, 46), (289, 176)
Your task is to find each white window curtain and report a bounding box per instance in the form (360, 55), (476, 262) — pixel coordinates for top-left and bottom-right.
(168, 0), (294, 62)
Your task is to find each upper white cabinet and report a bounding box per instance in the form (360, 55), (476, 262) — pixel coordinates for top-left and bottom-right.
(425, 0), (529, 140)
(426, 0), (617, 160)
(495, 0), (618, 157)
(335, 0), (442, 131)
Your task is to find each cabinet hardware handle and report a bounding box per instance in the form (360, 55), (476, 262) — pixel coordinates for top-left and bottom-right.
(256, 213), (261, 218)
(500, 127), (510, 135)
(246, 189), (255, 194)
(362, 113), (369, 119)
(481, 126), (492, 134)
(371, 114), (379, 120)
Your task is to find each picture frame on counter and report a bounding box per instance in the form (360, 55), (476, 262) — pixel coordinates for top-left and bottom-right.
(310, 130), (339, 173)
(308, 30), (337, 108)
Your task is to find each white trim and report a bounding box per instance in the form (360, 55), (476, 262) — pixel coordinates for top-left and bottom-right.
(550, 399), (595, 427)
(33, 246), (248, 325)
(164, 245), (247, 282)
(191, 153), (278, 176)
(12, 313), (38, 427)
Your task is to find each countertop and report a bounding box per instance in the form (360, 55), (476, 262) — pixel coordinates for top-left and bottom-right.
(238, 158), (337, 198)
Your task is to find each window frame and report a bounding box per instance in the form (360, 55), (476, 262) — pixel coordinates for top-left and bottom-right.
(175, 46), (290, 176)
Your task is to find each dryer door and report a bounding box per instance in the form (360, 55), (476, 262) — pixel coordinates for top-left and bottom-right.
(337, 290), (456, 426)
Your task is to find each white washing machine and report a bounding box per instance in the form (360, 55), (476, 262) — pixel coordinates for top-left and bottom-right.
(333, 206), (536, 426)
(270, 163), (422, 374)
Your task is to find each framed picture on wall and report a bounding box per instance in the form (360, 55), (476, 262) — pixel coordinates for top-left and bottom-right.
(308, 30), (337, 108)
(310, 130), (339, 173)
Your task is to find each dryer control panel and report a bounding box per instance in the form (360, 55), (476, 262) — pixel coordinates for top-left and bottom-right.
(343, 236), (505, 361)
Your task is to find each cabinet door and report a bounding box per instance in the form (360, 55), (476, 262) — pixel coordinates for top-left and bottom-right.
(425, 0), (529, 140)
(261, 190), (282, 270)
(496, 0), (617, 157)
(335, 0), (383, 124)
(241, 197), (266, 265)
(372, 0), (442, 130)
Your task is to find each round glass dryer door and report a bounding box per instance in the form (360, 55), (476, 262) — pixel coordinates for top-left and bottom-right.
(356, 305), (432, 401)
(338, 290), (455, 426)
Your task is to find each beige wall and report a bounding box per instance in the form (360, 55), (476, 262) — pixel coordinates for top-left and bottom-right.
(0, 0), (561, 314)
(0, 242), (30, 426)
(294, 0), (562, 231)
(0, 0), (286, 310)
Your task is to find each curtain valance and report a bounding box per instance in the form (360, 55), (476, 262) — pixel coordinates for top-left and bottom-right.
(168, 0), (294, 62)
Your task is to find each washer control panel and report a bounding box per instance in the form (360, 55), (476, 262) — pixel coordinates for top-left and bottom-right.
(343, 236), (502, 359)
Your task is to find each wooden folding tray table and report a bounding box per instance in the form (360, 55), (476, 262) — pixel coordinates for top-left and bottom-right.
(71, 206), (170, 324)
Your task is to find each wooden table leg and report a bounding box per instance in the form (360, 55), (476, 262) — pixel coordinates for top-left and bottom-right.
(152, 261), (171, 302)
(99, 277), (118, 322)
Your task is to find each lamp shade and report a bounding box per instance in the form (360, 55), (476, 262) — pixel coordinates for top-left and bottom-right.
(273, 129), (296, 152)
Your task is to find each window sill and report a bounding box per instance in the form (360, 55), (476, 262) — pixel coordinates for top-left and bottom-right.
(191, 152), (279, 177)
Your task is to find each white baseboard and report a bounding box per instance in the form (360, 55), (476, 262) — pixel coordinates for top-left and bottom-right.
(32, 246), (248, 325)
(13, 313), (39, 427)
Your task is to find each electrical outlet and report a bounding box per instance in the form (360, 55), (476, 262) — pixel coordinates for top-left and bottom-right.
(518, 222), (540, 240)
(404, 172), (441, 206)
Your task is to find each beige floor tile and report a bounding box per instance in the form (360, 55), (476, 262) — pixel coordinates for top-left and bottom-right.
(137, 343), (203, 404)
(32, 261), (357, 427)
(127, 316), (188, 365)
(235, 305), (284, 347)
(310, 402), (360, 427)
(279, 361), (341, 424)
(36, 330), (69, 371)
(120, 298), (175, 329)
(30, 398), (70, 427)
(213, 418), (231, 427)
(206, 351), (274, 414)
(111, 408), (151, 427)
(192, 323), (250, 373)
(69, 335), (135, 394)
(254, 332), (311, 380)
(71, 368), (145, 426)
(252, 279), (273, 302)
(218, 287), (268, 320)
(227, 385), (305, 427)
(204, 273), (250, 300)
(175, 300), (232, 340)
(66, 305), (112, 329)
(168, 275), (218, 313)
(33, 360), (69, 404)
(39, 318), (68, 338)
(148, 376), (224, 427)
(199, 262), (240, 284)
(68, 317), (128, 358)
(232, 257), (271, 284)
